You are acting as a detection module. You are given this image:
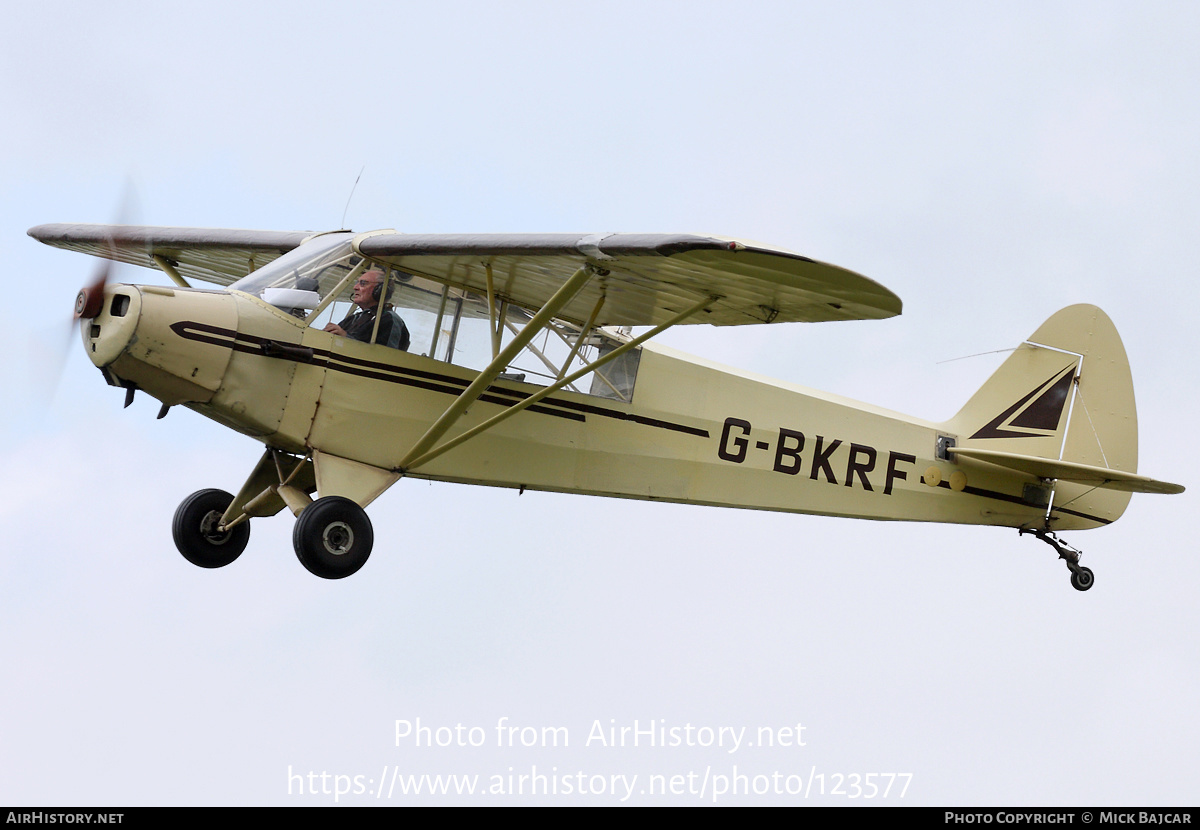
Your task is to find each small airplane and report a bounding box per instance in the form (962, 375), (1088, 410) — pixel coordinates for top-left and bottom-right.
(30, 223), (1184, 589)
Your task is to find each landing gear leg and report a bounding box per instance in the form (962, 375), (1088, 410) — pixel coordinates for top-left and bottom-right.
(1020, 528), (1094, 591)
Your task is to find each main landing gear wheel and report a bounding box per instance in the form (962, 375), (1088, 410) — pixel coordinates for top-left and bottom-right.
(172, 489), (250, 569)
(1070, 566), (1095, 592)
(293, 496), (373, 579)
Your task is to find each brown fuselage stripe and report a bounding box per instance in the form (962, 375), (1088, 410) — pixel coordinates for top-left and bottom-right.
(170, 321), (709, 436)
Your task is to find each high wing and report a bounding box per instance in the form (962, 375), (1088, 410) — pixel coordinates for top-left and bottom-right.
(28, 223), (309, 286)
(358, 232), (901, 327)
(29, 224), (902, 327)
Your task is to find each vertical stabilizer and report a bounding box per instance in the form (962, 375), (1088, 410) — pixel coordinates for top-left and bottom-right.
(944, 305), (1137, 526)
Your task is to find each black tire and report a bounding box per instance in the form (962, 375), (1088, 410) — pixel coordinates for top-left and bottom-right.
(293, 496), (373, 579)
(1070, 566), (1095, 592)
(172, 489), (249, 569)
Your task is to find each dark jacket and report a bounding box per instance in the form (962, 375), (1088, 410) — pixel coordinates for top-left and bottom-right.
(338, 307), (410, 350)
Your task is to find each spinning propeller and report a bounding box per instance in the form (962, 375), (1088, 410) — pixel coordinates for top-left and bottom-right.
(73, 245), (114, 320)
(35, 185), (141, 407)
(75, 182), (138, 322)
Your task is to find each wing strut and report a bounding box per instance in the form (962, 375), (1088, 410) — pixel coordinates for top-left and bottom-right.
(401, 293), (717, 473)
(557, 296), (605, 381)
(501, 315), (582, 394)
(396, 264), (599, 470)
(152, 255), (192, 288)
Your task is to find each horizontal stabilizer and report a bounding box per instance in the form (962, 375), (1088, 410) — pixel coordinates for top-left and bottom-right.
(948, 448), (1184, 495)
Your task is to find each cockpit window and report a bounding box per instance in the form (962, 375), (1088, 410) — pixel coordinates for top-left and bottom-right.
(386, 279), (641, 402)
(230, 232), (641, 401)
(229, 233), (358, 309)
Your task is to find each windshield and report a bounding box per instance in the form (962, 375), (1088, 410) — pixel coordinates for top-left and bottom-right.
(229, 233), (358, 303)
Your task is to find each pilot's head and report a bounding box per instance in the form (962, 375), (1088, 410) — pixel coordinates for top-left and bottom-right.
(352, 269), (386, 309)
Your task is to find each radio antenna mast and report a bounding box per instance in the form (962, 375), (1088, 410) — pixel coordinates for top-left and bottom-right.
(340, 166), (365, 230)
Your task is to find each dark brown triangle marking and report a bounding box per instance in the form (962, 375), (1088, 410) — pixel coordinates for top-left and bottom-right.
(1010, 368), (1074, 430)
(970, 365), (1075, 440)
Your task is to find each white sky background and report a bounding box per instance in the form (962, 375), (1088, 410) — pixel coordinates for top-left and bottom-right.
(1, 0), (1197, 806)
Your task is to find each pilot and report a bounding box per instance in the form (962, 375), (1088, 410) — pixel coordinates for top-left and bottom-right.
(324, 269), (410, 350)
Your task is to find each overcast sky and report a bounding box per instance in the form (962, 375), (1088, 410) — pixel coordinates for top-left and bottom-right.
(2, 0), (1197, 806)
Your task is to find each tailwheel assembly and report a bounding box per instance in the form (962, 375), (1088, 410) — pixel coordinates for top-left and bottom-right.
(1020, 527), (1094, 592)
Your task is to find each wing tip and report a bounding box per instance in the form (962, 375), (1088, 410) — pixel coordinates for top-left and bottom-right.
(28, 223), (62, 242)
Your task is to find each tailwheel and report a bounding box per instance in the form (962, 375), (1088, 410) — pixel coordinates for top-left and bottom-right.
(172, 489), (250, 569)
(1019, 528), (1094, 592)
(293, 496), (373, 579)
(1070, 566), (1095, 592)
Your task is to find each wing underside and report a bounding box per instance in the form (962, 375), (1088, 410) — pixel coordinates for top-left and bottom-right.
(358, 232), (901, 327)
(28, 223), (309, 286)
(29, 224), (903, 328)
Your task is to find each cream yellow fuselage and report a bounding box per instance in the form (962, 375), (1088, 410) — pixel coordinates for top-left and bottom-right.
(87, 284), (1108, 534)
